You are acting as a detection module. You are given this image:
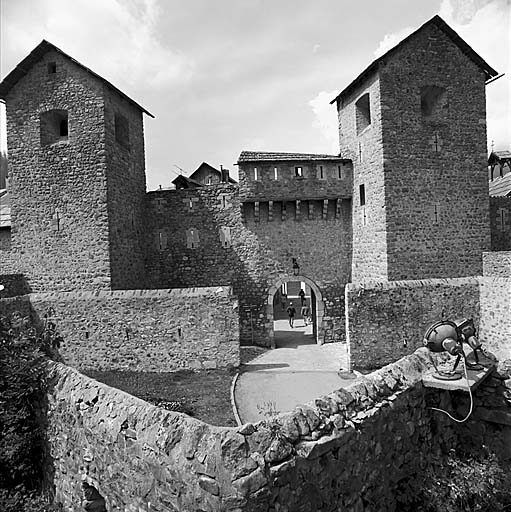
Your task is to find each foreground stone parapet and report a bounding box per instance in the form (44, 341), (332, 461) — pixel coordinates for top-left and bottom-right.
(48, 348), (511, 511)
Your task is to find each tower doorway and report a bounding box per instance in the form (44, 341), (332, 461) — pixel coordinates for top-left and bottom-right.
(267, 276), (324, 348)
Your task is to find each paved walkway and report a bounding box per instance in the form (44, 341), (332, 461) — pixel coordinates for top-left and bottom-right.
(234, 320), (356, 424)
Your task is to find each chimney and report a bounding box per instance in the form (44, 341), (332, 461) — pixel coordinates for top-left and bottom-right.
(220, 165), (230, 183)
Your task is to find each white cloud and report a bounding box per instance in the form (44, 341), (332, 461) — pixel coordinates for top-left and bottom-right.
(308, 91), (339, 154)
(374, 27), (414, 58)
(2, 0), (193, 92)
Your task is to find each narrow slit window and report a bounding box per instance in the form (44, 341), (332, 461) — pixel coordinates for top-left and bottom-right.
(254, 167), (259, 180)
(318, 166), (325, 180)
(338, 165), (343, 179)
(359, 184), (366, 206)
(295, 166), (303, 177)
(114, 113), (130, 149)
(274, 167), (278, 180)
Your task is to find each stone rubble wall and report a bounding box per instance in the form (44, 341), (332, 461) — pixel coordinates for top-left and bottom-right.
(0, 286), (239, 371)
(479, 277), (511, 362)
(483, 250), (511, 278)
(345, 277), (480, 370)
(44, 349), (450, 512)
(490, 196), (511, 251)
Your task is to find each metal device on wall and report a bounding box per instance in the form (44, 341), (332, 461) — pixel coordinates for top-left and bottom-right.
(423, 317), (483, 380)
(423, 317), (486, 423)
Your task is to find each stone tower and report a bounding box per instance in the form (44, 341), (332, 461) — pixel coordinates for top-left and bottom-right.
(0, 41), (152, 291)
(333, 15), (497, 282)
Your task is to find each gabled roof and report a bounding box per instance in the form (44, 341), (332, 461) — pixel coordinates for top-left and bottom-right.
(171, 175), (203, 189)
(0, 40), (154, 118)
(489, 174), (511, 197)
(489, 150), (511, 165)
(238, 151), (350, 163)
(189, 162), (237, 184)
(330, 15), (498, 105)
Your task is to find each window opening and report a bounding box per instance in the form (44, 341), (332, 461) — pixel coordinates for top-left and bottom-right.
(40, 109), (68, 146)
(355, 93), (371, 134)
(219, 227), (231, 248)
(295, 166), (303, 178)
(206, 175), (212, 185)
(338, 166), (343, 179)
(318, 166), (324, 179)
(359, 184), (366, 206)
(48, 62), (57, 74)
(114, 113), (130, 149)
(254, 167), (259, 180)
(421, 85), (447, 120)
(186, 228), (199, 249)
(274, 167), (278, 180)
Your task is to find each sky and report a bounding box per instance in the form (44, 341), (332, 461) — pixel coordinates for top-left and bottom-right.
(0, 0), (509, 190)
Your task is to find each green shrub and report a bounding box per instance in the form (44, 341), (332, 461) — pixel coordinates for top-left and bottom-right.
(0, 310), (60, 500)
(399, 451), (511, 512)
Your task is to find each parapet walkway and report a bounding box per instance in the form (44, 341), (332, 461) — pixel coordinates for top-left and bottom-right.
(234, 320), (356, 424)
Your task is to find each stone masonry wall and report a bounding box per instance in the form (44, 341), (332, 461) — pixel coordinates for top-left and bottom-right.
(337, 74), (388, 282)
(104, 87), (147, 290)
(0, 286), (239, 371)
(46, 349), (485, 511)
(490, 196), (511, 251)
(380, 23), (490, 279)
(144, 184), (351, 345)
(3, 50), (112, 291)
(345, 277), (480, 370)
(483, 250), (511, 278)
(479, 277), (511, 362)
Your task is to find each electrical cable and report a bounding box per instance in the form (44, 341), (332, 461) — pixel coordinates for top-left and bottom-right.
(428, 356), (474, 423)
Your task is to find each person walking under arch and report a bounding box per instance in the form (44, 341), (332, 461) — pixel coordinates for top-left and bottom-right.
(286, 302), (296, 328)
(298, 288), (306, 306)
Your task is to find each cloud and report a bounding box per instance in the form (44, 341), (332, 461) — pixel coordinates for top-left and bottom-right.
(374, 27), (414, 58)
(2, 0), (193, 92)
(308, 91), (339, 154)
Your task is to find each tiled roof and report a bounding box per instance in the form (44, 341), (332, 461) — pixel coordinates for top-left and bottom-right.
(238, 151), (348, 163)
(494, 150), (511, 159)
(171, 175), (203, 189)
(0, 190), (11, 228)
(330, 15), (498, 104)
(489, 174), (511, 197)
(0, 40), (154, 118)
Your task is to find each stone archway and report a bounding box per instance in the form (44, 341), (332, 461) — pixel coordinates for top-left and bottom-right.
(267, 275), (325, 347)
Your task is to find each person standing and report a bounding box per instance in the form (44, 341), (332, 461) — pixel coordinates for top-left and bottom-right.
(286, 302), (296, 328)
(301, 301), (310, 326)
(298, 288), (306, 306)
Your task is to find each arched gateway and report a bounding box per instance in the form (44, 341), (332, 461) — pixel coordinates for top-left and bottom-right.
(266, 275), (325, 347)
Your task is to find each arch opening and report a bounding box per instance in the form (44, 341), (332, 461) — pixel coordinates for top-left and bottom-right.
(267, 275), (325, 348)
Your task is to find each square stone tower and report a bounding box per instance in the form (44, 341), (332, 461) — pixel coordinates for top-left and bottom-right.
(0, 41), (152, 291)
(333, 16), (497, 282)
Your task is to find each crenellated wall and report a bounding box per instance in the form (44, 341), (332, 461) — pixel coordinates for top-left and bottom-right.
(0, 286), (239, 371)
(44, 350), (511, 511)
(143, 184), (351, 346)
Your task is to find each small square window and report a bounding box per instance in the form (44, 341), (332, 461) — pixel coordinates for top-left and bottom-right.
(48, 62), (57, 74)
(295, 167), (303, 178)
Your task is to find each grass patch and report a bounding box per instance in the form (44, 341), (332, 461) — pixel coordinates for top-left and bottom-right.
(84, 368), (238, 427)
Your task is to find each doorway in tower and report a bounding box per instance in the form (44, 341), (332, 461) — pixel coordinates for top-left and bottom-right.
(268, 277), (324, 348)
